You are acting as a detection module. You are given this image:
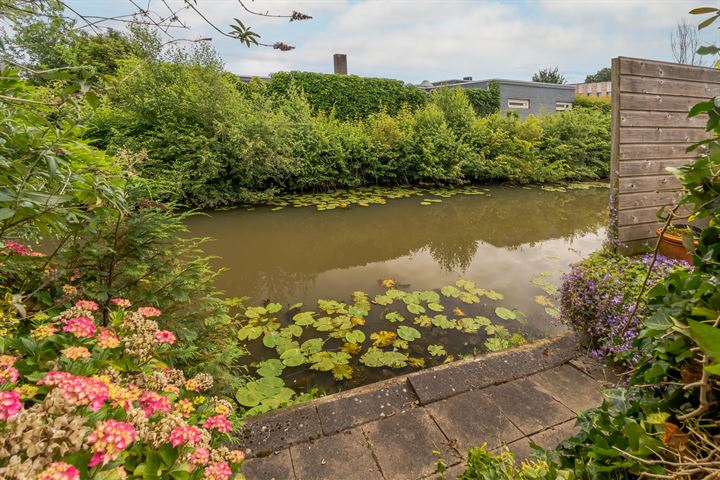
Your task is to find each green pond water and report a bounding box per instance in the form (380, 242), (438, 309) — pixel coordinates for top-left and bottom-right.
(186, 184), (609, 394)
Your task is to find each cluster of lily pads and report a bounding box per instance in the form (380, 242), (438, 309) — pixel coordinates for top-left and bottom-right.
(530, 272), (561, 319)
(248, 182), (608, 212)
(234, 279), (532, 414)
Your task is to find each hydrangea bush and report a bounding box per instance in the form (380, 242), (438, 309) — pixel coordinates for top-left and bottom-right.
(0, 293), (245, 480)
(559, 249), (686, 359)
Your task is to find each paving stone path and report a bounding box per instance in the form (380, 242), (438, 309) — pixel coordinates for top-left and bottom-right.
(233, 334), (613, 480)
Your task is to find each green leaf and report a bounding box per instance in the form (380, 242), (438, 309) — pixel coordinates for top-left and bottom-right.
(688, 320), (720, 360)
(385, 312), (405, 323)
(345, 330), (366, 344)
(256, 358), (284, 377)
(280, 348), (306, 367)
(495, 307), (517, 320)
(292, 311), (315, 326)
(407, 303), (426, 315)
(428, 344), (446, 357)
(397, 325), (421, 341)
(266, 302), (282, 313)
(427, 302), (444, 312)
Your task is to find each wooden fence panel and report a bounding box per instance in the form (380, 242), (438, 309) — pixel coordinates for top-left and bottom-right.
(611, 57), (718, 254)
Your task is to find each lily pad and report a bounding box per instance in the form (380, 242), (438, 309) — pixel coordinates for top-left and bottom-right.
(397, 325), (421, 341)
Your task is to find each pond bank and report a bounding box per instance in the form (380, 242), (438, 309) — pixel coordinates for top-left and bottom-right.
(235, 333), (611, 480)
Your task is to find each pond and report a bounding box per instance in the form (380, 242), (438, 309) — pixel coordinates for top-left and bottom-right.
(186, 184), (608, 399)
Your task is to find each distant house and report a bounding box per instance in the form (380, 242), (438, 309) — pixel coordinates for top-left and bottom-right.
(575, 81), (612, 98)
(419, 77), (576, 118)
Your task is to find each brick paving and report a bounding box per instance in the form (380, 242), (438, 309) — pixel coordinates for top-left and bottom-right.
(234, 334), (611, 480)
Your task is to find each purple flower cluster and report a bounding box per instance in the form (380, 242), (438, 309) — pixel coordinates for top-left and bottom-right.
(560, 249), (687, 360)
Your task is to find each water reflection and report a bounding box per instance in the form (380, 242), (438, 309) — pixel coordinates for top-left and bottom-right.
(186, 185), (608, 312)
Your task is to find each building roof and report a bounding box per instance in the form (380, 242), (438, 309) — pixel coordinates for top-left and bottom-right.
(419, 78), (575, 91)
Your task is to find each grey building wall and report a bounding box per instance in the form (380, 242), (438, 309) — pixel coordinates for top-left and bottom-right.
(447, 79), (576, 119)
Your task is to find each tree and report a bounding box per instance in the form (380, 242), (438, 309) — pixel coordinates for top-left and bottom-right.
(671, 18), (704, 65)
(584, 67), (611, 83)
(532, 66), (566, 84)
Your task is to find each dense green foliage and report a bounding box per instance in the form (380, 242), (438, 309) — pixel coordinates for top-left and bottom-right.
(532, 66), (566, 84)
(89, 58), (610, 208)
(265, 70), (427, 120)
(584, 67), (611, 83)
(572, 96), (611, 113)
(465, 82), (500, 116)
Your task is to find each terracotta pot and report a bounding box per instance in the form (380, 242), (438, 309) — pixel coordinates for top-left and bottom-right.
(656, 227), (697, 263)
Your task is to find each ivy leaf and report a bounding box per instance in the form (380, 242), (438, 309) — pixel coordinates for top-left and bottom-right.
(687, 320), (720, 360)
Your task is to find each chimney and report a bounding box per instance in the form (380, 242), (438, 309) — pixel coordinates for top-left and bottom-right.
(333, 53), (348, 75)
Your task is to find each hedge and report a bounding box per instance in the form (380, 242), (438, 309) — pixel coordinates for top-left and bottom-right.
(265, 71), (427, 120)
(573, 96), (611, 113)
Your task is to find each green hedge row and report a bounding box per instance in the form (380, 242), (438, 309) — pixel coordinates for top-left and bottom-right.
(265, 71), (427, 120)
(89, 60), (610, 208)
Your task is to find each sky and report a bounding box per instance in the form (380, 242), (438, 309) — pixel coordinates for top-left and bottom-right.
(65, 0), (720, 84)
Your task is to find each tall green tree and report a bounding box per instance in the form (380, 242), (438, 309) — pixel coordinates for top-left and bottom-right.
(531, 66), (566, 84)
(584, 67), (611, 83)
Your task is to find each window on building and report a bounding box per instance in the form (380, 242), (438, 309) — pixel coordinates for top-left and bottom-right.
(507, 99), (529, 109)
(556, 102), (572, 111)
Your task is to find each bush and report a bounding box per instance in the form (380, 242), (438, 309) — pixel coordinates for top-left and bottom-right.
(572, 96), (611, 114)
(465, 81), (500, 116)
(559, 249), (685, 359)
(265, 71), (427, 120)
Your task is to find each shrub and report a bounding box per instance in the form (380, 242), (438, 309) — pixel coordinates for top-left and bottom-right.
(0, 296), (246, 479)
(265, 71), (427, 120)
(465, 81), (500, 116)
(559, 249), (685, 359)
(572, 96), (611, 114)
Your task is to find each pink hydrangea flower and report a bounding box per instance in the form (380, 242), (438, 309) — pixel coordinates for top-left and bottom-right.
(202, 415), (232, 433)
(75, 300), (99, 311)
(110, 298), (132, 308)
(0, 355), (16, 367)
(38, 371), (109, 412)
(154, 330), (176, 345)
(63, 316), (97, 338)
(0, 366), (19, 383)
(0, 390), (22, 420)
(97, 329), (121, 349)
(169, 425), (204, 447)
(37, 461), (80, 480)
(61, 346), (91, 360)
(87, 420), (135, 467)
(228, 449), (245, 464)
(3, 240), (29, 255)
(138, 391), (172, 417)
(188, 446), (210, 466)
(137, 306), (162, 317)
(204, 461), (232, 480)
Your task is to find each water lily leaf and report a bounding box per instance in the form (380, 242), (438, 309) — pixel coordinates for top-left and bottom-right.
(407, 303), (425, 315)
(457, 317), (481, 333)
(342, 342), (363, 355)
(280, 324), (303, 338)
(432, 315), (456, 329)
(485, 337), (510, 352)
(531, 277), (558, 295)
(408, 357), (426, 368)
(397, 325), (421, 341)
(403, 292), (421, 305)
(453, 307), (465, 316)
(428, 344), (446, 357)
(235, 386), (262, 407)
(413, 315), (432, 327)
(456, 279), (476, 290)
(314, 317), (336, 331)
(318, 299), (347, 314)
(458, 292), (480, 304)
(289, 302), (303, 310)
(293, 311), (315, 326)
(534, 295), (554, 307)
(386, 289), (406, 300)
(360, 347), (408, 368)
(271, 206), (284, 211)
(345, 330), (366, 344)
(419, 291), (440, 303)
(332, 364), (353, 381)
(300, 338), (324, 355)
(393, 339), (409, 349)
(441, 285), (461, 298)
(256, 359), (284, 377)
(495, 307), (517, 320)
(279, 348), (306, 367)
(480, 289), (504, 300)
(274, 337), (299, 355)
(237, 325), (263, 341)
(427, 302), (444, 312)
(374, 294), (393, 306)
(385, 312), (405, 323)
(262, 331), (281, 348)
(266, 302), (282, 314)
(244, 306), (267, 319)
(382, 279), (396, 288)
(420, 201), (432, 206)
(370, 330), (397, 347)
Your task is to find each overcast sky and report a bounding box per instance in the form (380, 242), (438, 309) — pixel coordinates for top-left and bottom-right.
(66, 0), (720, 83)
